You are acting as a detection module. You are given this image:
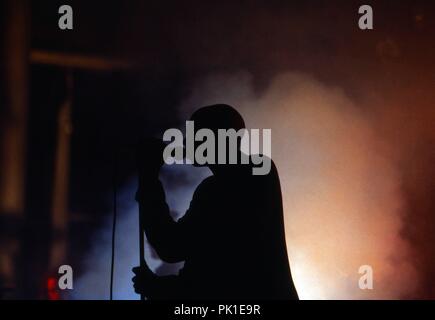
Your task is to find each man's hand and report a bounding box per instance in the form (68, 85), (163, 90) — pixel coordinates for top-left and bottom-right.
(136, 138), (166, 180)
(132, 264), (156, 296)
(133, 265), (181, 299)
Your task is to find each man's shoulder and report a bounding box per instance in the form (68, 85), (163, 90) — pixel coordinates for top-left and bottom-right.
(195, 175), (217, 192)
(188, 176), (217, 206)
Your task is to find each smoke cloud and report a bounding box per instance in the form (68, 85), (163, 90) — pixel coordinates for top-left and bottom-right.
(72, 70), (431, 299)
(179, 71), (420, 299)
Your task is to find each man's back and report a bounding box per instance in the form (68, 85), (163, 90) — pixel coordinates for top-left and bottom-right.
(176, 162), (298, 299)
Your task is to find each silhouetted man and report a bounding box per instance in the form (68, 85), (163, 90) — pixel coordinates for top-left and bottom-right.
(132, 104), (299, 299)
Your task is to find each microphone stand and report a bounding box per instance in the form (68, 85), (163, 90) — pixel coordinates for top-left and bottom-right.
(136, 145), (148, 301)
(138, 198), (146, 301)
(136, 138), (165, 300)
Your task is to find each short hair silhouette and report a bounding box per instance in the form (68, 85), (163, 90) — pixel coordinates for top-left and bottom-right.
(190, 104), (245, 132)
(133, 104), (299, 300)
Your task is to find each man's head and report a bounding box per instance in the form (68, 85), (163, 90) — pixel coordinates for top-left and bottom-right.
(189, 104), (245, 133)
(188, 104), (247, 170)
(162, 104), (271, 175)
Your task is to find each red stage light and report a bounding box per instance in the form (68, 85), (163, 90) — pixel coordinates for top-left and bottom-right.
(47, 277), (60, 300)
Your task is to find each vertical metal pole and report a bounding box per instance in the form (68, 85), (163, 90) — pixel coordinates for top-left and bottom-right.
(1, 0), (29, 298)
(138, 203), (146, 300)
(50, 69), (73, 270)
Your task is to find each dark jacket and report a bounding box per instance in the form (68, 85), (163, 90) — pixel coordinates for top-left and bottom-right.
(136, 161), (299, 299)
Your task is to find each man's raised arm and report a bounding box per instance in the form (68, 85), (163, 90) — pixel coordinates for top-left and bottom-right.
(135, 138), (189, 263)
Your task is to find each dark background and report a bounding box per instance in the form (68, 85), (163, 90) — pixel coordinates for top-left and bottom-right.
(1, 0), (434, 299)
